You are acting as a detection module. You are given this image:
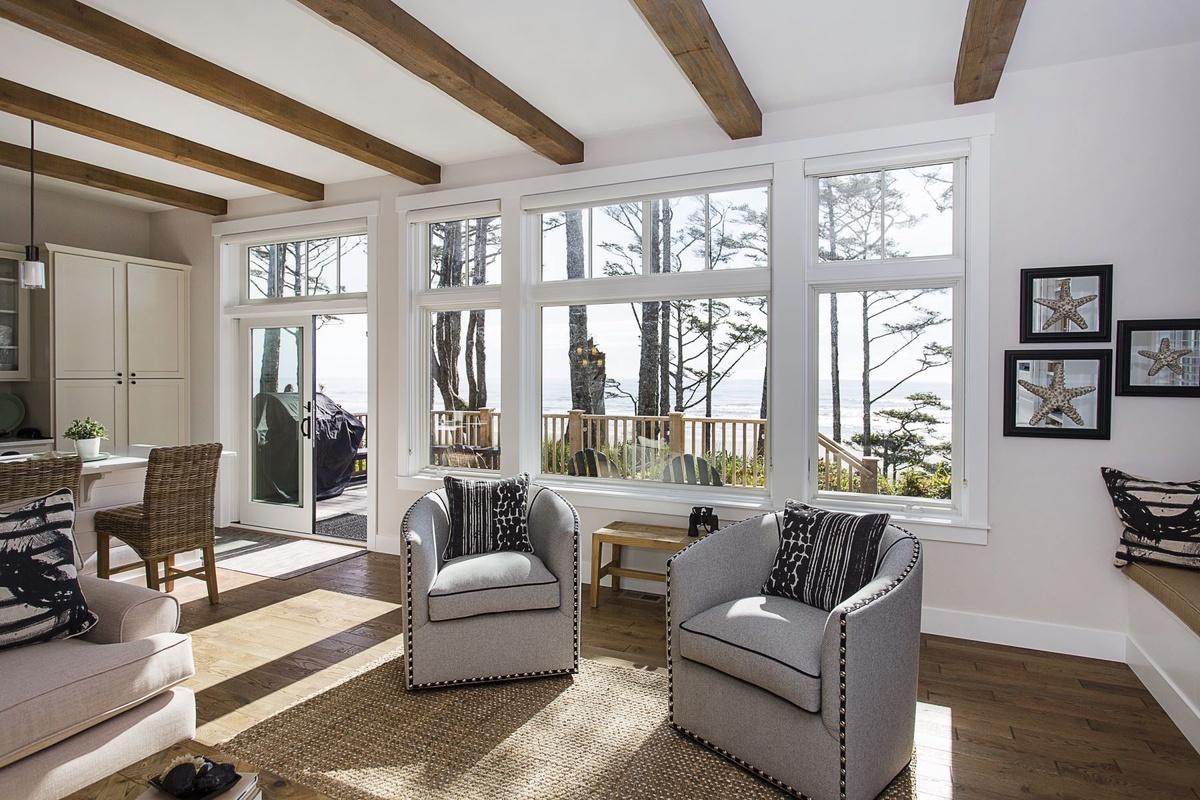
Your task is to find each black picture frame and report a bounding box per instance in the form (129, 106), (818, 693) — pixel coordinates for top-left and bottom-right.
(1116, 318), (1200, 397)
(1003, 349), (1112, 439)
(1019, 264), (1113, 343)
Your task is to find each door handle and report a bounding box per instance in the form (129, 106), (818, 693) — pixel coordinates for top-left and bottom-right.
(301, 415), (312, 439)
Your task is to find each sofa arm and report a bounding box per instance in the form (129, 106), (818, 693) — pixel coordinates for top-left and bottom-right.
(820, 532), (923, 750)
(667, 512), (782, 660)
(77, 574), (181, 643)
(527, 485), (579, 618)
(403, 490), (448, 633)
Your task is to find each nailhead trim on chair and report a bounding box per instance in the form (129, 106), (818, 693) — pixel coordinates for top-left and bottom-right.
(403, 485), (581, 691)
(666, 515), (921, 800)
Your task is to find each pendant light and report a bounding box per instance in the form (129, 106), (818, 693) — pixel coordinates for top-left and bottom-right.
(18, 119), (46, 290)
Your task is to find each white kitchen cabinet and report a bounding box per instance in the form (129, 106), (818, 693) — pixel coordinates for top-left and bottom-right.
(0, 246), (32, 381)
(47, 246), (190, 449)
(128, 378), (187, 447)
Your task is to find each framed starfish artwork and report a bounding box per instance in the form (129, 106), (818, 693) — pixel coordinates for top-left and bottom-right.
(1116, 318), (1200, 397)
(1019, 264), (1113, 343)
(1003, 349), (1112, 439)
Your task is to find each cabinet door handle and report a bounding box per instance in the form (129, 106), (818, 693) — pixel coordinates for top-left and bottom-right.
(117, 380), (123, 385)
(130, 372), (136, 377)
(130, 380), (137, 384)
(117, 372), (123, 377)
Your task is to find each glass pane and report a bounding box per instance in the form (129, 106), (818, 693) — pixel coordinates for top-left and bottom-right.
(339, 235), (368, 293)
(818, 163), (953, 262)
(541, 296), (768, 488)
(817, 288), (953, 501)
(429, 217), (500, 288)
(1128, 327), (1200, 389)
(251, 325), (304, 506)
(304, 238), (338, 296)
(665, 195), (706, 273)
(0, 258), (17, 372)
(1012, 358), (1103, 431)
(247, 242), (305, 298)
(428, 309), (502, 469)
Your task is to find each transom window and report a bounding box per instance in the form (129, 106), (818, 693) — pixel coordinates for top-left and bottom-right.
(247, 233), (366, 299)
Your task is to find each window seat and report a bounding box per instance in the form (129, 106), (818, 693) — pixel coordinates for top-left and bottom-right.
(1124, 562), (1200, 638)
(1123, 561), (1200, 753)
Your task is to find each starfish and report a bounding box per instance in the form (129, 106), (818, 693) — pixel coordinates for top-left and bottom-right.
(1018, 363), (1096, 426)
(1034, 285), (1097, 331)
(1138, 337), (1193, 377)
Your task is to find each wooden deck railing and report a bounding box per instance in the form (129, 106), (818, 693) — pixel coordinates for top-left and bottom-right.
(429, 408), (877, 492)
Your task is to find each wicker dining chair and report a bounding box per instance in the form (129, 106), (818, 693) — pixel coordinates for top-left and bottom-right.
(0, 455), (83, 505)
(94, 443), (223, 604)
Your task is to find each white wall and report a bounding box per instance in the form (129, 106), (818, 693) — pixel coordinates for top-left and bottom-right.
(0, 180), (150, 257)
(193, 40), (1200, 659)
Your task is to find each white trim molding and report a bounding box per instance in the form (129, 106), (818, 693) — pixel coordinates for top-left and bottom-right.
(922, 606), (1127, 662)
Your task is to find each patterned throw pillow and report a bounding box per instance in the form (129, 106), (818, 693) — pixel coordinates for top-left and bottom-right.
(1101, 467), (1200, 569)
(442, 473), (532, 560)
(0, 489), (97, 650)
(762, 501), (891, 612)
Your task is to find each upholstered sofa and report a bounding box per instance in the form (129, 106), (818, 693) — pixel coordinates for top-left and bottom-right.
(668, 512), (923, 800)
(0, 575), (197, 800)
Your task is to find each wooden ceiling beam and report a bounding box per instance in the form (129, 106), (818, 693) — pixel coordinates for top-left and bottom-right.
(0, 0), (440, 184)
(0, 78), (324, 201)
(630, 0), (761, 140)
(955, 0), (1027, 104)
(0, 140), (227, 215)
(293, 0), (583, 165)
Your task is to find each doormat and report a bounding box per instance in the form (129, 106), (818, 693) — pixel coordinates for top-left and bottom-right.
(315, 513), (367, 543)
(214, 527), (365, 580)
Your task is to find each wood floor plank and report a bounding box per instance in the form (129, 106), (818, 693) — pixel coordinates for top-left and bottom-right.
(160, 564), (1200, 798)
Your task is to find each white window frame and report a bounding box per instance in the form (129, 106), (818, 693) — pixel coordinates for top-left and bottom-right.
(800, 139), (989, 540)
(408, 201), (503, 476)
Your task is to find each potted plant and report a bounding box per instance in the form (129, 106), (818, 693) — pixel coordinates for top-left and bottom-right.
(63, 417), (107, 459)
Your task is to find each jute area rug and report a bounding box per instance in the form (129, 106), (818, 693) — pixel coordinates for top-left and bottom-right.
(220, 654), (918, 800)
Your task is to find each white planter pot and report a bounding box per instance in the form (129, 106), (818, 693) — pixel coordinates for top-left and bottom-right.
(74, 438), (101, 459)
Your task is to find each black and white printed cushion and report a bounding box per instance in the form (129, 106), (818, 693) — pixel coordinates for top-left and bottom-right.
(442, 473), (532, 560)
(0, 489), (97, 650)
(762, 501), (891, 612)
(1102, 467), (1200, 569)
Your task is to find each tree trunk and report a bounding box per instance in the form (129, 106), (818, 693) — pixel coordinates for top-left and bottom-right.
(659, 201), (672, 416)
(565, 211), (592, 411)
(637, 201), (661, 415)
(830, 293), (842, 441)
(465, 218), (488, 408)
(259, 245), (284, 393)
(432, 222), (466, 410)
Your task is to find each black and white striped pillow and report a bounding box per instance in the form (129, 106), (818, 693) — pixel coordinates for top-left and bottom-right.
(1102, 467), (1200, 569)
(442, 474), (532, 560)
(762, 501), (890, 612)
(0, 489), (97, 650)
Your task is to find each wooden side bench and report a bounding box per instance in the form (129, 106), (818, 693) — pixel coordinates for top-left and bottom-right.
(1125, 562), (1200, 637)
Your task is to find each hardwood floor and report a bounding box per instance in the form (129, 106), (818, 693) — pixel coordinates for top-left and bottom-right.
(170, 555), (1200, 798)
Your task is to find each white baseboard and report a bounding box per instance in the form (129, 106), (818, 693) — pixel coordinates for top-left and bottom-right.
(921, 606), (1127, 662)
(1127, 635), (1200, 753)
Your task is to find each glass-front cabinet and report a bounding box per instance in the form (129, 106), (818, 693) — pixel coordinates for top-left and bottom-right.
(0, 246), (32, 381)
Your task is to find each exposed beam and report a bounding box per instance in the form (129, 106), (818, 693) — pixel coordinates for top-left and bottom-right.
(0, 0), (440, 184)
(955, 0), (1027, 104)
(0, 78), (324, 201)
(0, 140), (227, 215)
(294, 0), (584, 166)
(630, 0), (761, 140)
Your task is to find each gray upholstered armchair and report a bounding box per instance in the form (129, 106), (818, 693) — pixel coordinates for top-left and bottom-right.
(403, 484), (579, 689)
(667, 512), (923, 800)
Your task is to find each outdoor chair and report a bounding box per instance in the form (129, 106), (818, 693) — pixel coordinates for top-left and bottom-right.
(95, 443), (223, 604)
(566, 448), (622, 478)
(661, 453), (723, 486)
(403, 482), (579, 688)
(667, 511), (923, 800)
(0, 455), (83, 505)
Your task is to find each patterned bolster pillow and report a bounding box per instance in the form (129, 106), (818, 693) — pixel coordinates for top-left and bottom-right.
(1101, 467), (1200, 570)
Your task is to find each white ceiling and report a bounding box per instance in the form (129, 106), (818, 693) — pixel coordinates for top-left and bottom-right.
(1, 0), (1199, 212)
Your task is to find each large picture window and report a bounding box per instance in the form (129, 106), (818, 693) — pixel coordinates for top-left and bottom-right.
(536, 182), (770, 492)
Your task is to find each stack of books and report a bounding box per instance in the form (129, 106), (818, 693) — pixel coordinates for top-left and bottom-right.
(138, 771), (260, 800)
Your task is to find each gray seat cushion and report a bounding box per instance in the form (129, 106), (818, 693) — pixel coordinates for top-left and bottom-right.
(428, 551), (560, 622)
(0, 632), (194, 768)
(678, 595), (827, 712)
